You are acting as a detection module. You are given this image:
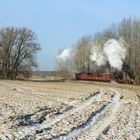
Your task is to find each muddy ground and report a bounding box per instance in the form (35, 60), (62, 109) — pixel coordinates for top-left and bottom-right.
(0, 80), (140, 140)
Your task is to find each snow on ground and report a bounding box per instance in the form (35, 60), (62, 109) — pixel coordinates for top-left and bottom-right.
(0, 80), (140, 140)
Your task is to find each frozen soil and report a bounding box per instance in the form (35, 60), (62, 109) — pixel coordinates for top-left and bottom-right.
(0, 80), (140, 140)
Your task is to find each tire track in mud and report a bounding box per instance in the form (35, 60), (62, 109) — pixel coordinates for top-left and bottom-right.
(48, 91), (119, 140)
(13, 89), (103, 139)
(41, 89), (103, 127)
(1, 88), (120, 140)
(51, 103), (111, 140)
(12, 89), (104, 139)
(75, 90), (120, 140)
(31, 89), (118, 140)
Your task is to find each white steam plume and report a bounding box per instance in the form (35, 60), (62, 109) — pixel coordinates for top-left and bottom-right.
(57, 39), (126, 72)
(56, 48), (78, 73)
(90, 44), (107, 66)
(90, 46), (107, 66)
(103, 39), (126, 71)
(57, 48), (71, 62)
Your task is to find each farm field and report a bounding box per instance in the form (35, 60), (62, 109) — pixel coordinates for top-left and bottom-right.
(0, 80), (140, 140)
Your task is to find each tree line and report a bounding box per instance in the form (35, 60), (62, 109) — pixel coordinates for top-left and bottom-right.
(57, 18), (140, 85)
(0, 27), (40, 79)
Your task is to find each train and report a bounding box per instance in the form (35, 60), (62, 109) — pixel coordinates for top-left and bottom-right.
(75, 73), (124, 83)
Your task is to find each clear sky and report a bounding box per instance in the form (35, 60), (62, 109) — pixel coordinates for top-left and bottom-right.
(0, 0), (140, 71)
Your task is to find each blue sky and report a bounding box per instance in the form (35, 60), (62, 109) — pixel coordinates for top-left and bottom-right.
(0, 0), (140, 70)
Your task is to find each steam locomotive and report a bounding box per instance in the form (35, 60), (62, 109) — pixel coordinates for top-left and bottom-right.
(75, 72), (124, 83)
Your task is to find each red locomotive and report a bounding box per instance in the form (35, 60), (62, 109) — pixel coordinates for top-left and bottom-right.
(75, 73), (124, 83)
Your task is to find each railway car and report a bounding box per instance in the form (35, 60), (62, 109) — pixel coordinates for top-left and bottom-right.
(75, 73), (124, 83)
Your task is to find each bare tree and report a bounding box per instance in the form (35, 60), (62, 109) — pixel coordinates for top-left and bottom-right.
(56, 48), (75, 79)
(73, 35), (93, 73)
(0, 27), (40, 79)
(119, 18), (140, 84)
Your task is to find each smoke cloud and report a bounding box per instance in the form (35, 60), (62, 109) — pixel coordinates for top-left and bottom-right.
(90, 39), (126, 71)
(103, 39), (126, 71)
(57, 48), (71, 62)
(57, 39), (126, 72)
(90, 47), (106, 66)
